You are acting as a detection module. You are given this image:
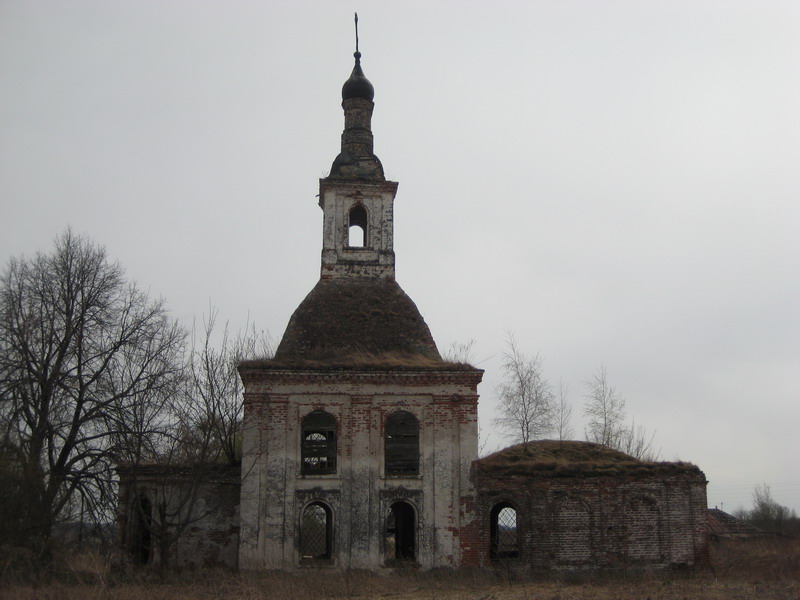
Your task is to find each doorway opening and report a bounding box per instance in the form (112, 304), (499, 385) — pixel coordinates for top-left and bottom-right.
(131, 496), (152, 564)
(385, 501), (416, 563)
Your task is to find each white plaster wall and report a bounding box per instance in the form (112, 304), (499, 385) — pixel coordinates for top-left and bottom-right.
(238, 368), (482, 571)
(319, 180), (398, 279)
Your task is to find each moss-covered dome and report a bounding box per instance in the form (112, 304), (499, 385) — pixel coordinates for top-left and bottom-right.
(272, 278), (441, 366)
(477, 440), (703, 478)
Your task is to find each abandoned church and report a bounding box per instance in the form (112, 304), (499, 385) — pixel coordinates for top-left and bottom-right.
(117, 41), (710, 572)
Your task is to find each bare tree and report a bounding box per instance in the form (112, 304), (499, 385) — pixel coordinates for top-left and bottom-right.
(555, 379), (573, 440)
(617, 417), (659, 461)
(494, 335), (555, 443)
(733, 484), (800, 536)
(748, 484), (793, 534)
(178, 308), (273, 464)
(583, 366), (659, 460)
(0, 230), (185, 555)
(120, 308), (272, 572)
(583, 365), (627, 448)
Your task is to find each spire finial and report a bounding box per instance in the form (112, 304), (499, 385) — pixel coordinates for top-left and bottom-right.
(342, 12), (373, 101)
(354, 13), (361, 61)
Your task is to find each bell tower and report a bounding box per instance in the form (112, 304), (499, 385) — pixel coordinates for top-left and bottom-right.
(238, 16), (482, 571)
(319, 16), (398, 280)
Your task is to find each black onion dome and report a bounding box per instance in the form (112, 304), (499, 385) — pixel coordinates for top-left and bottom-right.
(273, 278), (441, 364)
(342, 52), (374, 101)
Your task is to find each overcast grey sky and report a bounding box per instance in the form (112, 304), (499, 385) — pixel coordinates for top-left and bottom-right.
(2, 1), (799, 514)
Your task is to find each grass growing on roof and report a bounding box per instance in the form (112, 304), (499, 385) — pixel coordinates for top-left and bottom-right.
(477, 440), (702, 477)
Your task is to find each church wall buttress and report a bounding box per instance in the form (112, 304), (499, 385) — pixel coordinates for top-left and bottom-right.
(239, 394), (267, 568)
(263, 396), (289, 568)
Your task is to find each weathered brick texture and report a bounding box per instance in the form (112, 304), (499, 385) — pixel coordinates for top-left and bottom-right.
(237, 366), (483, 570)
(117, 47), (710, 575)
(474, 468), (709, 570)
(117, 464), (240, 569)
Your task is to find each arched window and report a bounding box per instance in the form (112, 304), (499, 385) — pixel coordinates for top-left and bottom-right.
(301, 411), (337, 474)
(130, 495), (152, 564)
(385, 501), (416, 562)
(348, 205), (368, 247)
(385, 411), (419, 476)
(300, 502), (332, 560)
(490, 502), (519, 559)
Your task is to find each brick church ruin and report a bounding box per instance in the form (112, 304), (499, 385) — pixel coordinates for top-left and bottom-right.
(118, 38), (710, 572)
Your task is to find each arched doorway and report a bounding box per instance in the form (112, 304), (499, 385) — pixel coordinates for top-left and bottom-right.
(385, 501), (416, 562)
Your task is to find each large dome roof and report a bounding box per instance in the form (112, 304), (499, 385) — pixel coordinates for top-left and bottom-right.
(273, 278), (441, 365)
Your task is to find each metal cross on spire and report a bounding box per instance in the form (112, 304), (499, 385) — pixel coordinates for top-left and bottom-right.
(354, 12), (360, 57)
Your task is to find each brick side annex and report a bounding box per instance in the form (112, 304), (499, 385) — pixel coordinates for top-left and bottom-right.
(117, 43), (709, 572)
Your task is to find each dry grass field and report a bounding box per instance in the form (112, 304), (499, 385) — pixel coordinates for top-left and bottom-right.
(2, 538), (798, 600)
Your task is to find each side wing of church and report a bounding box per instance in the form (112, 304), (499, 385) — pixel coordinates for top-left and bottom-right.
(117, 36), (709, 573)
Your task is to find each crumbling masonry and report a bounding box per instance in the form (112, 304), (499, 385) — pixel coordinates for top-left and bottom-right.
(118, 45), (709, 572)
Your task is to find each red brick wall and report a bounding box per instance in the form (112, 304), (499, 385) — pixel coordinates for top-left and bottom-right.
(474, 470), (709, 570)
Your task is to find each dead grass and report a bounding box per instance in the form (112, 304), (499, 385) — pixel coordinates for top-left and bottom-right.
(241, 350), (477, 371)
(477, 440), (703, 477)
(2, 538), (798, 600)
(710, 536), (800, 581)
